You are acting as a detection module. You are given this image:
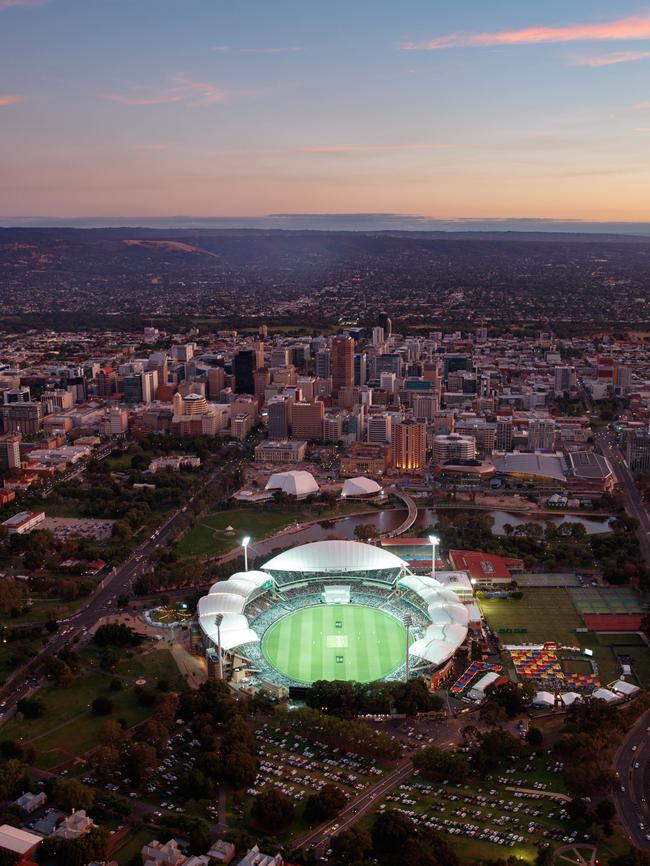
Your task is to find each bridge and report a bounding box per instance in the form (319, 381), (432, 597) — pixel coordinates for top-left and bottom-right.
(381, 487), (418, 538)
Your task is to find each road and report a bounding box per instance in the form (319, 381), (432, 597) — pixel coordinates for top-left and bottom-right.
(613, 708), (650, 850)
(594, 428), (650, 564)
(0, 451), (244, 723)
(294, 758), (414, 854)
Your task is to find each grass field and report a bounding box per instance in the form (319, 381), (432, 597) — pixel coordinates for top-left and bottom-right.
(175, 508), (307, 558)
(478, 588), (583, 644)
(262, 604), (407, 683)
(1, 673), (153, 769)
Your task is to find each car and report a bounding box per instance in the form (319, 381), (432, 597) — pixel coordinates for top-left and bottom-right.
(632, 745), (638, 751)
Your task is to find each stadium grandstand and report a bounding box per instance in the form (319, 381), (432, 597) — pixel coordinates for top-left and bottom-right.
(196, 539), (469, 694)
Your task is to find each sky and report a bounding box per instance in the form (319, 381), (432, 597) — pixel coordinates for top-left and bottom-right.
(2, 0), (650, 221)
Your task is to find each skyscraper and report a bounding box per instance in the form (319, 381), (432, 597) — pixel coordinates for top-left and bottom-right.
(331, 336), (354, 397)
(233, 349), (256, 395)
(393, 421), (427, 471)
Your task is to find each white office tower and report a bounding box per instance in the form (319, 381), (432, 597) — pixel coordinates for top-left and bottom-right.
(380, 372), (397, 394)
(528, 417), (555, 451)
(372, 326), (385, 348)
(412, 394), (440, 421)
(554, 366), (577, 396)
(367, 412), (392, 444)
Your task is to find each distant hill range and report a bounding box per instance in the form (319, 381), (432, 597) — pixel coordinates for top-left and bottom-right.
(2, 213), (650, 240)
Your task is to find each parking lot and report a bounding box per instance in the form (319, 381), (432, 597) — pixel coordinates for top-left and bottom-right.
(373, 750), (588, 861)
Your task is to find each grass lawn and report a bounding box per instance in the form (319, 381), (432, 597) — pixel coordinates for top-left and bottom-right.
(111, 827), (155, 865)
(576, 632), (650, 686)
(0, 636), (42, 683)
(262, 604), (409, 683)
(114, 648), (184, 689)
(0, 596), (86, 627)
(175, 508), (307, 558)
(478, 588), (583, 645)
(1, 673), (153, 769)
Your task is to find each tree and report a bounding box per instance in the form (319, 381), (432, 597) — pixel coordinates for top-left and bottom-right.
(52, 779), (95, 812)
(122, 741), (157, 784)
(595, 799), (616, 823)
(371, 810), (413, 854)
(91, 746), (120, 782)
(304, 783), (347, 822)
(99, 720), (125, 748)
(94, 623), (140, 647)
(220, 744), (258, 791)
(250, 788), (294, 832)
(0, 760), (31, 800)
(16, 696), (44, 719)
(331, 826), (372, 864)
(526, 727), (543, 747)
(413, 746), (469, 783)
(91, 696), (114, 716)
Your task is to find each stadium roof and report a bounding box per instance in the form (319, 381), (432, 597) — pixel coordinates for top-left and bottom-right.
(198, 570), (271, 651)
(262, 539), (406, 574)
(398, 573), (469, 666)
(265, 470), (319, 498)
(341, 476), (382, 497)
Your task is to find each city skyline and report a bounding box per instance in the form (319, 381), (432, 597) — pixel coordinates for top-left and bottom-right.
(2, 0), (650, 220)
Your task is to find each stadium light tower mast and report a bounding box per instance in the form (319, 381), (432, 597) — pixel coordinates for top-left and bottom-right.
(242, 536), (251, 572)
(404, 613), (412, 681)
(215, 613), (224, 680)
(428, 535), (440, 580)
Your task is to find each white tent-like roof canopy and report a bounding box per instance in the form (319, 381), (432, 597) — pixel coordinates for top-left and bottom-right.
(263, 539), (406, 574)
(341, 476), (382, 497)
(265, 470), (319, 498)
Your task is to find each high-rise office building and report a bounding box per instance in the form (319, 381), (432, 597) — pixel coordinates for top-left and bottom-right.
(393, 421), (427, 471)
(377, 313), (392, 338)
(291, 401), (324, 441)
(0, 433), (21, 471)
(331, 337), (354, 396)
(0, 402), (43, 436)
(367, 413), (392, 444)
(207, 367), (226, 400)
(233, 350), (256, 395)
(528, 418), (555, 451)
(495, 417), (513, 452)
(315, 350), (331, 379)
(267, 396), (292, 440)
(625, 429), (650, 474)
(433, 432), (476, 464)
(354, 352), (367, 386)
(554, 366), (577, 397)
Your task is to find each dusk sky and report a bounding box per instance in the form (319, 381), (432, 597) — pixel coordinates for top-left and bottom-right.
(2, 0), (650, 220)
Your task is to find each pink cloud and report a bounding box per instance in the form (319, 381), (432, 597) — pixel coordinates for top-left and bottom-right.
(631, 101), (650, 109)
(0, 94), (23, 106)
(301, 143), (446, 154)
(399, 11), (650, 50)
(0, 0), (49, 7)
(570, 49), (650, 66)
(102, 74), (227, 107)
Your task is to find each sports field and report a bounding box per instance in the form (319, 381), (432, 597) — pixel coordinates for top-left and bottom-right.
(261, 604), (408, 683)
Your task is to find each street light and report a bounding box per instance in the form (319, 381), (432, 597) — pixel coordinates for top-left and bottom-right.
(215, 613), (224, 680)
(428, 535), (440, 580)
(242, 536), (251, 572)
(404, 614), (412, 682)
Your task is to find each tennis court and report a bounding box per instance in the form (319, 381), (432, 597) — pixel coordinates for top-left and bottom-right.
(570, 586), (645, 615)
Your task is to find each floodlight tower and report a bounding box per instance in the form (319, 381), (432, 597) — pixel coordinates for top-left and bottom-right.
(215, 613), (224, 680)
(242, 536), (251, 572)
(428, 535), (440, 580)
(404, 613), (413, 682)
